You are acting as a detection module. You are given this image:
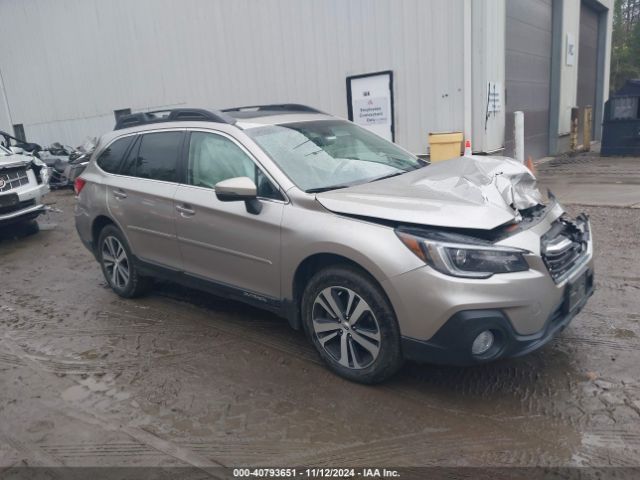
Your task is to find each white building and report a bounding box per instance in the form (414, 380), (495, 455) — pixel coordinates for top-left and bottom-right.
(0, 0), (613, 158)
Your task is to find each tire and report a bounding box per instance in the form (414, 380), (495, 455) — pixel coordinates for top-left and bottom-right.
(301, 265), (403, 384)
(97, 225), (152, 298)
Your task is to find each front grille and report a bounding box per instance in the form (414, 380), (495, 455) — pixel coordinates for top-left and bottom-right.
(0, 198), (35, 215)
(541, 217), (589, 282)
(0, 167), (30, 193)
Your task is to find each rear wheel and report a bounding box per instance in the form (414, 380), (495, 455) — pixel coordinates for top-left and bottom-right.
(97, 225), (152, 298)
(302, 265), (403, 384)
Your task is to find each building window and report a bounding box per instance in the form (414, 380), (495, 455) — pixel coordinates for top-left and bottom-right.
(13, 124), (26, 142)
(114, 108), (132, 122)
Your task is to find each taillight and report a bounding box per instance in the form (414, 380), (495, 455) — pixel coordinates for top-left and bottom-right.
(74, 177), (87, 195)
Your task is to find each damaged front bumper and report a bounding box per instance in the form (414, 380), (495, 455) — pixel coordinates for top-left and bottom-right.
(383, 204), (595, 366)
(402, 269), (595, 365)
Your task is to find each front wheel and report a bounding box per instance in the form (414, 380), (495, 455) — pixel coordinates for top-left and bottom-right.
(97, 225), (152, 298)
(301, 265), (403, 384)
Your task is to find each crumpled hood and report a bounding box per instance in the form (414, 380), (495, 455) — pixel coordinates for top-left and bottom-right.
(0, 153), (34, 169)
(316, 156), (543, 230)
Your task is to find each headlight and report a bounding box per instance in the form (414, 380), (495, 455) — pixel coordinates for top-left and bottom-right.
(396, 231), (529, 279)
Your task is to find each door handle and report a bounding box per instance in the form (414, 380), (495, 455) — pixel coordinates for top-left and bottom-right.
(176, 204), (195, 216)
(113, 189), (127, 199)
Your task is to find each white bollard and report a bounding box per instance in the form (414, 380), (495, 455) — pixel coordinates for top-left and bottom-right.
(514, 111), (524, 163)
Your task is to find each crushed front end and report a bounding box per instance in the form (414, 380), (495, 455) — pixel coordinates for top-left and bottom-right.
(0, 152), (50, 226)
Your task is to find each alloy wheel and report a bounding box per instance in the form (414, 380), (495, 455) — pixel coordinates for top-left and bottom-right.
(101, 236), (130, 289)
(312, 286), (381, 369)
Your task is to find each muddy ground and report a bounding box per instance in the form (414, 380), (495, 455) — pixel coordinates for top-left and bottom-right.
(0, 153), (639, 475)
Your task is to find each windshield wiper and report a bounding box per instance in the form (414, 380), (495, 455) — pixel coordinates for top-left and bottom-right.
(380, 152), (427, 170)
(306, 184), (352, 194)
(293, 139), (312, 150)
(307, 171), (406, 193)
(369, 171), (405, 182)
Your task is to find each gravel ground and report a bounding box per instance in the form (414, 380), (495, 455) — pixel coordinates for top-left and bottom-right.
(0, 154), (639, 474)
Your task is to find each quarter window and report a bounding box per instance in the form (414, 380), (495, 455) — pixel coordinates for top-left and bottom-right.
(96, 136), (135, 173)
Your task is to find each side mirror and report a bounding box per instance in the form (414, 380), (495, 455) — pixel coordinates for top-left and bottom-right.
(215, 176), (262, 214)
(9, 146), (24, 155)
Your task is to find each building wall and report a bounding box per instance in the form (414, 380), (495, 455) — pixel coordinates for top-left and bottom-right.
(0, 0), (467, 154)
(0, 0), (613, 157)
(471, 0), (506, 154)
(602, 2), (614, 96)
(0, 70), (12, 133)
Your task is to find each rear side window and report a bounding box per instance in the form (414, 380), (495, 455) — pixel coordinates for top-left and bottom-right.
(119, 136), (140, 177)
(96, 136), (135, 173)
(133, 131), (183, 182)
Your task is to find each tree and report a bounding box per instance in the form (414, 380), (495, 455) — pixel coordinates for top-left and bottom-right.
(611, 0), (640, 92)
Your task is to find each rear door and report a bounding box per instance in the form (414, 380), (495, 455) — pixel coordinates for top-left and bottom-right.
(106, 129), (184, 269)
(173, 130), (284, 299)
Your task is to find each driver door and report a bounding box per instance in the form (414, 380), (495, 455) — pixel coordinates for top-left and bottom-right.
(173, 130), (284, 299)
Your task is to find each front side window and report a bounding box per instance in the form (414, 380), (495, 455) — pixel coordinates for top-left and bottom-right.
(246, 120), (424, 192)
(187, 132), (282, 199)
(96, 136), (135, 173)
(134, 131), (183, 182)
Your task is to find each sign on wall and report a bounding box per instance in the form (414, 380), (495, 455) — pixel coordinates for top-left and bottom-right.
(488, 82), (502, 114)
(566, 33), (576, 66)
(346, 71), (395, 142)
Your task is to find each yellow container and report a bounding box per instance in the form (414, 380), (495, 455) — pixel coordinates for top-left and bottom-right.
(428, 132), (464, 162)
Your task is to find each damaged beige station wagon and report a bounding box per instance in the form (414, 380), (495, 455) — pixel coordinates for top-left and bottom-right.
(74, 105), (594, 383)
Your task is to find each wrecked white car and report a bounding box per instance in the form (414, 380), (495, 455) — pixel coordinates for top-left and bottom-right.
(0, 144), (49, 228)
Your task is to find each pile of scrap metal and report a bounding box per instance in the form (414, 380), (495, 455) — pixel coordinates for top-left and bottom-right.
(0, 130), (41, 156)
(40, 138), (97, 189)
(1, 130), (96, 188)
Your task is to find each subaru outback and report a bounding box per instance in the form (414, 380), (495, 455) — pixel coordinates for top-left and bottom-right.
(74, 105), (594, 383)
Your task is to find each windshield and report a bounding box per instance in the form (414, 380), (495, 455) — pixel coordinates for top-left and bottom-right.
(246, 120), (423, 192)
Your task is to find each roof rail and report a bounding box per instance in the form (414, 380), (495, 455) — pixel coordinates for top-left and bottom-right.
(222, 104), (325, 114)
(113, 108), (237, 131)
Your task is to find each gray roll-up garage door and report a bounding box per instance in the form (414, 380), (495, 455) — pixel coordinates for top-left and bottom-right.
(505, 0), (553, 159)
(577, 3), (599, 144)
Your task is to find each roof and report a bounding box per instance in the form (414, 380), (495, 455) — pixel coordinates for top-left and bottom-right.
(222, 104), (324, 116)
(109, 105), (338, 139)
(112, 104), (334, 132)
(100, 105), (338, 147)
(223, 104), (334, 127)
(235, 112), (336, 128)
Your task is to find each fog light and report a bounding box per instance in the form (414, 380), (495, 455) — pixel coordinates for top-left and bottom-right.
(471, 330), (494, 355)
